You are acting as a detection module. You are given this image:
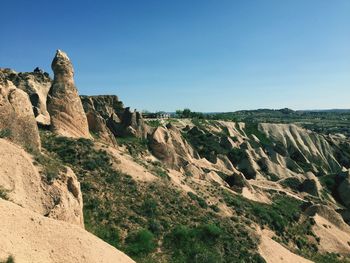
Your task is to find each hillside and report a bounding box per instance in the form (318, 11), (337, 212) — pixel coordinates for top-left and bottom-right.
(1, 50), (350, 263)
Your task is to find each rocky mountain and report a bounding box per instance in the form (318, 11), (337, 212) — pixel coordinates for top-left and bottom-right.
(0, 50), (350, 263)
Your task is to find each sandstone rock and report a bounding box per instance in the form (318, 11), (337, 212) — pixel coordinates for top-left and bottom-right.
(47, 50), (90, 138)
(148, 126), (196, 170)
(0, 199), (135, 263)
(81, 95), (148, 139)
(299, 172), (322, 197)
(0, 74), (41, 150)
(86, 111), (117, 145)
(81, 95), (124, 119)
(109, 107), (147, 138)
(0, 139), (83, 227)
(304, 204), (350, 232)
(225, 172), (251, 189)
(338, 169), (350, 208)
(1, 68), (52, 126)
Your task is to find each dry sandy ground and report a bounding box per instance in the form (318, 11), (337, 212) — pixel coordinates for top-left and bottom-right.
(0, 199), (134, 263)
(106, 145), (156, 182)
(258, 230), (312, 263)
(313, 214), (350, 254)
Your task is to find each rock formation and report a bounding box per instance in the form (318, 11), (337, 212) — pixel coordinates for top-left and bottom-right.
(47, 50), (91, 138)
(0, 72), (41, 150)
(0, 68), (52, 126)
(148, 125), (196, 170)
(81, 95), (148, 139)
(338, 169), (350, 208)
(0, 139), (83, 227)
(0, 199), (134, 263)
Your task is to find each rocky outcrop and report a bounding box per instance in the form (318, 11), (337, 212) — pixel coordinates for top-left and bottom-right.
(81, 95), (124, 119)
(148, 125), (196, 170)
(0, 139), (83, 227)
(47, 50), (90, 138)
(338, 169), (350, 208)
(81, 95), (148, 139)
(259, 123), (341, 174)
(0, 199), (135, 263)
(0, 73), (41, 150)
(0, 68), (52, 126)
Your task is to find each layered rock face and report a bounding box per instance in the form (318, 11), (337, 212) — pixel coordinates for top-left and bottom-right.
(0, 72), (41, 150)
(148, 124), (196, 170)
(0, 68), (52, 126)
(47, 50), (91, 138)
(81, 95), (148, 139)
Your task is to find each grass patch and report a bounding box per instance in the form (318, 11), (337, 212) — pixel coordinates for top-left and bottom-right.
(116, 136), (148, 157)
(0, 129), (12, 138)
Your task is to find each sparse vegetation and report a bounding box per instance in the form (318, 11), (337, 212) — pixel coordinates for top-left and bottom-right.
(0, 186), (10, 200)
(26, 138), (67, 182)
(125, 229), (156, 256)
(0, 129), (12, 138)
(40, 131), (263, 262)
(0, 256), (15, 263)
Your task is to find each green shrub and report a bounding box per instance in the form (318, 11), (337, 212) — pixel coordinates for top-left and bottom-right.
(223, 192), (301, 235)
(0, 186), (10, 200)
(281, 177), (302, 191)
(32, 152), (66, 182)
(0, 256), (15, 263)
(125, 229), (156, 256)
(141, 198), (158, 217)
(0, 129), (12, 138)
(146, 120), (162, 127)
(187, 192), (208, 208)
(94, 225), (120, 248)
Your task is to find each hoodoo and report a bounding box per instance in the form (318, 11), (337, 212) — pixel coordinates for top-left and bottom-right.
(47, 50), (91, 138)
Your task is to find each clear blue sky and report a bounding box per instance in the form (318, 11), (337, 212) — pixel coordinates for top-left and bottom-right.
(1, 0), (349, 112)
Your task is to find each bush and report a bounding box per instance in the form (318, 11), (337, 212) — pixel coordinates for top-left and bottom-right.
(165, 224), (224, 263)
(125, 229), (156, 256)
(141, 198), (158, 217)
(0, 186), (10, 200)
(187, 192), (208, 208)
(0, 129), (12, 138)
(0, 256), (15, 263)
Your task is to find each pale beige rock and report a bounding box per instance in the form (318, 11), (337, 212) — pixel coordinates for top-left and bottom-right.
(148, 125), (196, 170)
(0, 75), (41, 150)
(0, 68), (52, 126)
(259, 231), (312, 263)
(47, 50), (91, 138)
(0, 139), (83, 227)
(0, 199), (134, 263)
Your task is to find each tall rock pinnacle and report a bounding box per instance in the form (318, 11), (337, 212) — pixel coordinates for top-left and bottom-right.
(47, 50), (91, 138)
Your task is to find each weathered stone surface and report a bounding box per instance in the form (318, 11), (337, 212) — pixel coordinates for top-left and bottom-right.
(148, 126), (195, 170)
(0, 199), (135, 263)
(0, 139), (83, 227)
(1, 68), (52, 126)
(0, 73), (41, 150)
(47, 50), (90, 138)
(338, 169), (350, 208)
(81, 95), (148, 139)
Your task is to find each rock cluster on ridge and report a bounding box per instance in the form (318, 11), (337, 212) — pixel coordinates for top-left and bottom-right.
(81, 95), (148, 140)
(47, 50), (91, 138)
(0, 68), (52, 126)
